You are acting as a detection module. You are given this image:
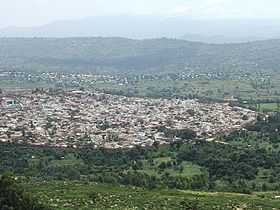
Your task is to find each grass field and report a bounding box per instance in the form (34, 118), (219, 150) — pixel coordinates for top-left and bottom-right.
(0, 80), (54, 89)
(92, 77), (280, 101)
(3, 73), (280, 101)
(23, 181), (280, 210)
(132, 157), (204, 178)
(259, 103), (280, 111)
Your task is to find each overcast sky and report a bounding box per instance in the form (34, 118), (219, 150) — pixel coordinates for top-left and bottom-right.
(1, 0), (280, 28)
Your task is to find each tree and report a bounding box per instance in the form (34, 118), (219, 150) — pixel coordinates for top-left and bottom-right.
(0, 172), (51, 210)
(179, 199), (201, 210)
(158, 162), (167, 170)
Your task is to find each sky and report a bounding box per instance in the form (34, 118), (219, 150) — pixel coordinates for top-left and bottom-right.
(1, 0), (280, 28)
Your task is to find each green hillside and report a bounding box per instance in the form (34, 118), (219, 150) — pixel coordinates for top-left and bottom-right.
(1, 103), (280, 209)
(23, 181), (280, 210)
(1, 38), (280, 74)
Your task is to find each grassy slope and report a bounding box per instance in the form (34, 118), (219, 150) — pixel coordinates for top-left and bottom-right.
(259, 103), (280, 111)
(23, 181), (280, 210)
(130, 157), (203, 178)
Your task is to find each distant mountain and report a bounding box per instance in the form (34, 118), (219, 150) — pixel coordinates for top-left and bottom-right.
(1, 37), (280, 74)
(181, 34), (268, 44)
(1, 16), (280, 43)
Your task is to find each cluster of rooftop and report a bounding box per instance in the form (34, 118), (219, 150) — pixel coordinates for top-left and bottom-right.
(0, 90), (256, 148)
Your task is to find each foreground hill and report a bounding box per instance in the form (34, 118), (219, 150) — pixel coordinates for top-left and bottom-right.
(1, 37), (280, 74)
(1, 113), (280, 209)
(0, 173), (50, 210)
(24, 181), (280, 210)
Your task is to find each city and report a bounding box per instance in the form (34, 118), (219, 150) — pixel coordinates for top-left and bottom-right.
(0, 89), (256, 148)
(2, 1), (280, 209)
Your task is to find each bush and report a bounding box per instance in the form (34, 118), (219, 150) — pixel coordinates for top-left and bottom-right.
(0, 172), (51, 210)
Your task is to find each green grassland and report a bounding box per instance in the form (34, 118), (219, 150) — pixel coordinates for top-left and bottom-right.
(22, 181), (280, 210)
(0, 79), (54, 90)
(2, 72), (280, 101)
(90, 76), (280, 101)
(129, 157), (203, 178)
(259, 103), (280, 111)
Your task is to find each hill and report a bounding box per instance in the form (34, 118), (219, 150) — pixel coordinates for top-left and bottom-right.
(1, 16), (280, 42)
(24, 181), (280, 210)
(1, 113), (280, 209)
(1, 37), (280, 74)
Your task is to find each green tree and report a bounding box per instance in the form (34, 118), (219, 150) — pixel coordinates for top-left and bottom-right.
(0, 172), (51, 210)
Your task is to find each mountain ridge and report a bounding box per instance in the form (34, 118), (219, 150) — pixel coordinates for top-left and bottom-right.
(0, 37), (280, 74)
(1, 16), (280, 43)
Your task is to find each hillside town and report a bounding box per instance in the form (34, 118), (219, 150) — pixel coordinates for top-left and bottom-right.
(0, 89), (256, 148)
